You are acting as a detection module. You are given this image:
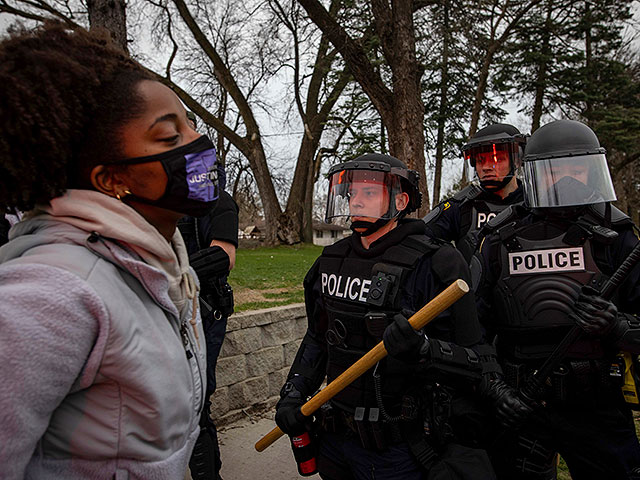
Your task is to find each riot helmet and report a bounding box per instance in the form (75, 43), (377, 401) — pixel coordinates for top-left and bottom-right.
(463, 123), (527, 191)
(325, 153), (421, 236)
(522, 120), (616, 209)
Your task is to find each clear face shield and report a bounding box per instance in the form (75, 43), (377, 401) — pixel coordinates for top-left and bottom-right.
(523, 154), (617, 208)
(325, 169), (405, 227)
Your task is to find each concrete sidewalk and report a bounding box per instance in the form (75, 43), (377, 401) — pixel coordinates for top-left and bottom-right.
(219, 412), (320, 480)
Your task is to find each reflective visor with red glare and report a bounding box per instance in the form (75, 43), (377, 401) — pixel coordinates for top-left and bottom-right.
(328, 169), (388, 196)
(465, 143), (513, 168)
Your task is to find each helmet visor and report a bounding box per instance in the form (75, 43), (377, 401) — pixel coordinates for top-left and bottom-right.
(325, 169), (402, 226)
(465, 142), (523, 169)
(523, 154), (616, 208)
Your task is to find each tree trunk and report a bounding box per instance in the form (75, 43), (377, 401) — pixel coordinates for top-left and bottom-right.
(298, 0), (430, 214)
(87, 0), (128, 53)
(286, 128), (318, 244)
(531, 0), (553, 132)
(462, 0), (543, 185)
(584, 0), (593, 119)
(433, 0), (450, 207)
(171, 0), (283, 244)
(302, 161), (315, 243)
(384, 0), (430, 214)
(247, 141), (283, 245)
(283, 26), (349, 244)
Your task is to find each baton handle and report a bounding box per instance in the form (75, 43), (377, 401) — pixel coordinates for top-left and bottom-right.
(255, 279), (469, 452)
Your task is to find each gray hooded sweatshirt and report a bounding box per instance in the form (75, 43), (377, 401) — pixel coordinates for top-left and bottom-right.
(0, 191), (206, 479)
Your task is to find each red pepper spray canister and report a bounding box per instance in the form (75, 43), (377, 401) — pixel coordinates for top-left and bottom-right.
(290, 431), (317, 476)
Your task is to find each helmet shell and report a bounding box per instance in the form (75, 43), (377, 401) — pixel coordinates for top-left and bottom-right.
(325, 153), (422, 225)
(523, 119), (605, 161)
(463, 123), (527, 169)
(521, 120), (615, 208)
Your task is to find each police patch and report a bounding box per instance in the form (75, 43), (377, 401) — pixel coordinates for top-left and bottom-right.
(476, 211), (496, 229)
(508, 247), (585, 275)
(321, 272), (371, 302)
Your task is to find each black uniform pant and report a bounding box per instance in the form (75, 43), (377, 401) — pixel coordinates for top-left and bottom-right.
(315, 429), (496, 480)
(316, 430), (426, 480)
(489, 398), (640, 480)
(189, 312), (228, 479)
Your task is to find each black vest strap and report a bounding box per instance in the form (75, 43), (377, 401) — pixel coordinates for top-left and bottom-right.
(316, 231), (439, 409)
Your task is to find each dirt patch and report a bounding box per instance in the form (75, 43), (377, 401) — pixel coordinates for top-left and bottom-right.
(233, 287), (290, 304)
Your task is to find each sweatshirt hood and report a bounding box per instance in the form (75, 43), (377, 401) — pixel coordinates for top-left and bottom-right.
(1, 190), (196, 317)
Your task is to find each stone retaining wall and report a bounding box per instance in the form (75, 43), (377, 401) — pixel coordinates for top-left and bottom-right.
(210, 303), (307, 426)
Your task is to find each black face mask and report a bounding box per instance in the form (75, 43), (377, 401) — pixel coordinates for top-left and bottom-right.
(113, 135), (220, 217)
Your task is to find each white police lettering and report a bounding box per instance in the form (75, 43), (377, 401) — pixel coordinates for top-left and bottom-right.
(476, 212), (497, 229)
(321, 273), (371, 303)
(508, 247), (585, 275)
(188, 171), (217, 184)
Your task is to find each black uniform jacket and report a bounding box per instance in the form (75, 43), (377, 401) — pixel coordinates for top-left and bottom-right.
(474, 205), (640, 357)
(290, 219), (483, 396)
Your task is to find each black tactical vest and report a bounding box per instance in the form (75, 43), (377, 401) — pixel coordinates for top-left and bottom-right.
(456, 185), (522, 262)
(316, 233), (439, 410)
(491, 219), (610, 362)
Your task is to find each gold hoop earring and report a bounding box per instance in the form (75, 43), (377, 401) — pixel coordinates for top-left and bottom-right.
(115, 189), (131, 202)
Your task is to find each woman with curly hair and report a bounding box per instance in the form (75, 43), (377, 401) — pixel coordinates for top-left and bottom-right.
(0, 23), (220, 479)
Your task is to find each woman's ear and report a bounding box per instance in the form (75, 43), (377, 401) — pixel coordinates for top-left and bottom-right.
(395, 192), (410, 211)
(90, 165), (127, 198)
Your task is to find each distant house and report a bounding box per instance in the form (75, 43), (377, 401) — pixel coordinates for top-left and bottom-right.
(240, 224), (265, 240)
(312, 221), (350, 246)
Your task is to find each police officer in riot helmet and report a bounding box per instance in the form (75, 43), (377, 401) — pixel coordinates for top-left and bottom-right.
(275, 153), (498, 479)
(473, 120), (640, 479)
(424, 123), (527, 262)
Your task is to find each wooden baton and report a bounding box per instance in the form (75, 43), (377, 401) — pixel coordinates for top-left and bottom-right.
(254, 279), (469, 452)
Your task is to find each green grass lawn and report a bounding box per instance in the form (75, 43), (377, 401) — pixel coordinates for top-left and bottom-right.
(228, 243), (323, 311)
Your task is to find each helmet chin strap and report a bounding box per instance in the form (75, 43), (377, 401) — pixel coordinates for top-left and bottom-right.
(351, 208), (407, 237)
(480, 166), (514, 192)
(350, 218), (391, 237)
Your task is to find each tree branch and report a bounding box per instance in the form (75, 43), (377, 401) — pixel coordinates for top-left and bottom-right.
(297, 0), (393, 113)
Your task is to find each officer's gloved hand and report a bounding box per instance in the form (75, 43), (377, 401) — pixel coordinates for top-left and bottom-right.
(383, 312), (429, 363)
(570, 286), (618, 337)
(275, 381), (309, 436)
(480, 375), (533, 429)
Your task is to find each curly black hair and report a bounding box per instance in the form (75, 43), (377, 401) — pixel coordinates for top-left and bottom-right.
(0, 22), (152, 212)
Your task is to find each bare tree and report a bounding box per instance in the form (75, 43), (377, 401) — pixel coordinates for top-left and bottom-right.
(0, 0), (83, 27)
(1, 0), (352, 244)
(431, 0), (450, 206)
(87, 0), (127, 51)
(155, 0), (352, 243)
(269, 0), (351, 242)
(459, 0), (543, 183)
(297, 0), (431, 215)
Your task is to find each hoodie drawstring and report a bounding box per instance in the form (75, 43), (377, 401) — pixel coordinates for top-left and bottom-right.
(183, 272), (200, 349)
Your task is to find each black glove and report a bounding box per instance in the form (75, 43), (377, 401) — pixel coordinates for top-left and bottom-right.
(480, 376), (533, 429)
(383, 313), (429, 362)
(275, 382), (309, 436)
(189, 246), (230, 287)
(570, 286), (618, 337)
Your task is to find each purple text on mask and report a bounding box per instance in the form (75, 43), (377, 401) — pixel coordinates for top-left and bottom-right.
(185, 148), (219, 202)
